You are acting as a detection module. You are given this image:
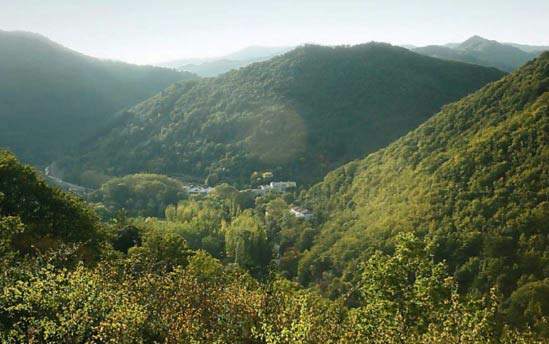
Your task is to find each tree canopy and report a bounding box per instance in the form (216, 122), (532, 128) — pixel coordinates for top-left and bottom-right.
(0, 149), (103, 259)
(93, 173), (188, 217)
(63, 43), (504, 187)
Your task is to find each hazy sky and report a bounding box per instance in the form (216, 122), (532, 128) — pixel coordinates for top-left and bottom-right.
(1, 0), (548, 65)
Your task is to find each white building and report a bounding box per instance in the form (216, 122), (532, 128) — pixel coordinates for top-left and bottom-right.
(186, 185), (213, 194)
(259, 181), (297, 192)
(290, 207), (313, 220)
(271, 181), (296, 189)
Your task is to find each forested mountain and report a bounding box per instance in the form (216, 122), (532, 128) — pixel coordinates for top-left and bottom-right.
(298, 53), (548, 327)
(0, 30), (196, 165)
(1, 150), (546, 342)
(159, 45), (293, 77)
(413, 36), (543, 72)
(64, 43), (504, 187)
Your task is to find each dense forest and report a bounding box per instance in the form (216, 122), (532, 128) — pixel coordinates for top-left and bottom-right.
(1, 149), (546, 342)
(294, 52), (548, 331)
(413, 36), (541, 72)
(1, 18), (547, 341)
(61, 43), (504, 188)
(1, 52), (547, 343)
(0, 30), (196, 165)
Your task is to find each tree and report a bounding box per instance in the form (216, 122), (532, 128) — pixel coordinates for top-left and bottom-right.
(96, 173), (187, 217)
(112, 225), (141, 254)
(0, 149), (103, 260)
(224, 210), (270, 272)
(128, 226), (192, 271)
(345, 233), (503, 342)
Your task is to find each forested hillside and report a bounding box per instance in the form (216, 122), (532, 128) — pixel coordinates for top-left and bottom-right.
(1, 150), (545, 342)
(64, 43), (504, 187)
(0, 30), (196, 165)
(298, 53), (548, 330)
(413, 36), (542, 72)
(0, 149), (103, 260)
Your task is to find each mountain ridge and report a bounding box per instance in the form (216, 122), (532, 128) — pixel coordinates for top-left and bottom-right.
(413, 35), (544, 72)
(0, 30), (197, 165)
(62, 42), (505, 187)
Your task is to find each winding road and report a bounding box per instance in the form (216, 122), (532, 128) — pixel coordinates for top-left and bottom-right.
(44, 163), (95, 196)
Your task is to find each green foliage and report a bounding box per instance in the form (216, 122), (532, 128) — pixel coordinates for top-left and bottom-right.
(66, 43), (504, 187)
(0, 149), (103, 259)
(0, 202), (545, 342)
(1, 37), (547, 344)
(128, 225), (193, 271)
(132, 186), (265, 263)
(503, 279), (549, 335)
(0, 263), (147, 343)
(357, 233), (454, 332)
(94, 173), (188, 217)
(112, 225), (141, 254)
(256, 196), (316, 278)
(137, 198), (228, 259)
(336, 233), (547, 343)
(0, 30), (196, 165)
(2, 137), (546, 342)
(344, 233), (498, 342)
(0, 216), (24, 266)
(299, 53), (549, 326)
(130, 252), (263, 343)
(224, 210), (271, 272)
(254, 278), (347, 344)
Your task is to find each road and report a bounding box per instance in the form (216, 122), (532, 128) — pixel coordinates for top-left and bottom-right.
(44, 163), (95, 196)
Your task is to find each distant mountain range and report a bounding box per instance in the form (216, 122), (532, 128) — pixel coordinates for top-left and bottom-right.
(504, 42), (549, 53)
(165, 36), (548, 77)
(412, 35), (547, 72)
(158, 46), (294, 77)
(0, 30), (197, 165)
(63, 43), (504, 187)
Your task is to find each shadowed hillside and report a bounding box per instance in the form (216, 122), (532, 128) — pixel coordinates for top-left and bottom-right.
(0, 30), (196, 165)
(64, 43), (505, 187)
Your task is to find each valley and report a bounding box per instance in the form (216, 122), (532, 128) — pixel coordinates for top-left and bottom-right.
(0, 5), (547, 341)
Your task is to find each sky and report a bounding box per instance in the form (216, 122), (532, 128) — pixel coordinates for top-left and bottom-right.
(1, 0), (548, 65)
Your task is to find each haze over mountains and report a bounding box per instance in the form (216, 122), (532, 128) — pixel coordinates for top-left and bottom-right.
(505, 42), (549, 53)
(159, 46), (294, 77)
(62, 43), (504, 187)
(413, 35), (545, 72)
(0, 30), (197, 165)
(159, 36), (547, 78)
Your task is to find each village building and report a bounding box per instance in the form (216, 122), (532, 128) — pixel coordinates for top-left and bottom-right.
(186, 185), (213, 194)
(290, 206), (313, 220)
(259, 181), (297, 193)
